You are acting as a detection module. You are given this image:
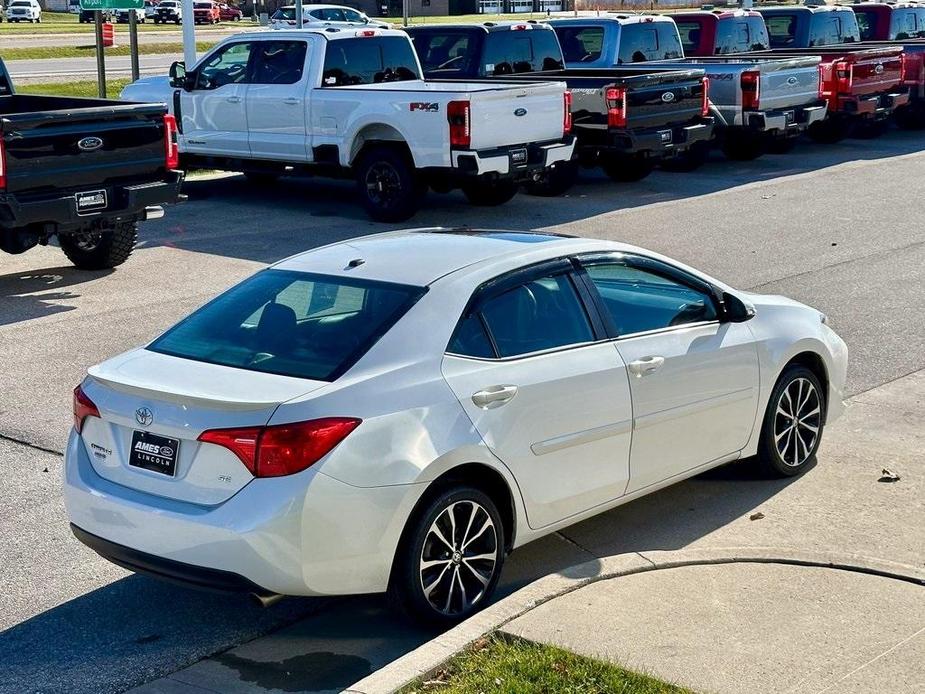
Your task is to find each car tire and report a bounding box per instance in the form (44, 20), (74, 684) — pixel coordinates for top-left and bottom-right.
(660, 143), (709, 172)
(525, 160), (578, 197)
(388, 485), (505, 626)
(755, 365), (825, 478)
(59, 222), (137, 271)
(461, 179), (518, 206)
(601, 155), (654, 182)
(355, 145), (423, 222)
(721, 131), (765, 161)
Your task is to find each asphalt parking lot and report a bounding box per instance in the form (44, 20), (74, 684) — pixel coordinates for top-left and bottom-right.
(2, 130), (924, 693)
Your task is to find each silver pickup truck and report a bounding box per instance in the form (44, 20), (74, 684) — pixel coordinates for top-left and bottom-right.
(549, 16), (827, 160)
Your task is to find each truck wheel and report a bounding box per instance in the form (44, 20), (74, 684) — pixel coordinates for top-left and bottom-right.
(59, 223), (137, 271)
(602, 156), (653, 182)
(461, 179), (518, 206)
(355, 145), (424, 223)
(721, 132), (764, 161)
(808, 119), (847, 144)
(525, 160), (578, 197)
(661, 143), (709, 172)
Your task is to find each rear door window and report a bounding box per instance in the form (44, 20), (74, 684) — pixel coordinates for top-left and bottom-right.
(617, 22), (683, 64)
(250, 40), (308, 85)
(322, 37), (421, 85)
(554, 25), (604, 63)
(149, 269), (426, 381)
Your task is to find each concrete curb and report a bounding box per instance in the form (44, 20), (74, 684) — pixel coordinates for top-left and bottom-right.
(345, 547), (925, 694)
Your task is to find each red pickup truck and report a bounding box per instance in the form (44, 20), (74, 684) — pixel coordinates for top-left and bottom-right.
(673, 10), (771, 56)
(851, 2), (925, 128)
(752, 6), (908, 141)
(193, 0), (220, 24)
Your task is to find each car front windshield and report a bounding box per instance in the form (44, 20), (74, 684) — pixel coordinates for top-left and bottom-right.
(148, 269), (426, 381)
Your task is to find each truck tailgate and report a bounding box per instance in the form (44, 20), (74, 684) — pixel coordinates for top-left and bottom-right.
(465, 81), (566, 150)
(763, 47), (904, 96)
(0, 95), (167, 195)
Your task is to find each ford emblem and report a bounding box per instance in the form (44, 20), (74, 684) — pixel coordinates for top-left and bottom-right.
(661, 91), (675, 103)
(514, 108), (528, 117)
(135, 407), (154, 427)
(787, 76), (798, 86)
(874, 63), (884, 75)
(78, 136), (104, 152)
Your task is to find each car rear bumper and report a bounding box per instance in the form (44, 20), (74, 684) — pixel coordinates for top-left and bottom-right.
(744, 102), (828, 135)
(63, 429), (424, 597)
(0, 172), (183, 232)
(579, 118), (715, 159)
(836, 91), (910, 119)
(451, 135), (576, 179)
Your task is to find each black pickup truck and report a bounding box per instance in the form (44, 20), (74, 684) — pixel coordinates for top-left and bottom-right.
(405, 22), (714, 189)
(0, 58), (183, 269)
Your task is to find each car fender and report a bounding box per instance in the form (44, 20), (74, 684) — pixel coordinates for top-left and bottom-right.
(343, 118), (420, 168)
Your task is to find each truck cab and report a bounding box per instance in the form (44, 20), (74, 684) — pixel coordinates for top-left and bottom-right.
(851, 2), (925, 41)
(550, 15), (683, 68)
(757, 6), (861, 48)
(671, 10), (770, 56)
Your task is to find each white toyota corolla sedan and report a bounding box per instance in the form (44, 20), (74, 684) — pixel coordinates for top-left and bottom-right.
(65, 229), (847, 623)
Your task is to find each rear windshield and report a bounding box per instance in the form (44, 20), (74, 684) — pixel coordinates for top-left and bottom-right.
(853, 9), (879, 41)
(322, 36), (421, 85)
(808, 12), (859, 46)
(889, 8), (925, 39)
(715, 17), (769, 54)
(410, 29), (482, 77)
(617, 22), (683, 64)
(481, 28), (564, 75)
(554, 25), (604, 64)
(148, 269), (425, 381)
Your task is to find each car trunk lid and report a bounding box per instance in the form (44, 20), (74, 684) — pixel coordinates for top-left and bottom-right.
(78, 349), (328, 505)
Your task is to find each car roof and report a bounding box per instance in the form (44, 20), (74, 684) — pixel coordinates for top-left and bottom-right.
(549, 15), (674, 26)
(405, 20), (553, 33)
(273, 229), (626, 286)
(280, 3), (365, 9)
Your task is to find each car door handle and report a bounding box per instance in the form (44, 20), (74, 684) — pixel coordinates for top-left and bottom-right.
(283, 97), (301, 105)
(472, 385), (518, 409)
(628, 356), (665, 377)
(226, 96), (242, 104)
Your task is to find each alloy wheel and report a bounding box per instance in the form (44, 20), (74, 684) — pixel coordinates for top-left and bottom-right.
(365, 161), (402, 208)
(419, 500), (498, 616)
(773, 377), (821, 467)
(72, 230), (103, 252)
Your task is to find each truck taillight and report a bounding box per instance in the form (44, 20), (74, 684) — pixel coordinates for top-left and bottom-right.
(741, 70), (760, 111)
(73, 384), (100, 434)
(511, 23), (529, 30)
(835, 60), (853, 94)
(900, 53), (909, 83)
(701, 76), (710, 117)
(605, 86), (627, 128)
(198, 417), (361, 478)
(163, 113), (179, 170)
(356, 29), (377, 37)
(0, 135), (5, 191)
(448, 100), (471, 148)
(563, 91), (573, 134)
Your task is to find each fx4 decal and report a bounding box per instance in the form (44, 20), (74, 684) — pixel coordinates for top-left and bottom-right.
(410, 102), (440, 112)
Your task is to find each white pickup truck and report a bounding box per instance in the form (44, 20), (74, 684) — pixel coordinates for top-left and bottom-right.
(121, 28), (576, 221)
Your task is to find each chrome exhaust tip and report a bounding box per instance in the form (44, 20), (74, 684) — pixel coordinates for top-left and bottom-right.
(144, 205), (165, 220)
(250, 592), (284, 608)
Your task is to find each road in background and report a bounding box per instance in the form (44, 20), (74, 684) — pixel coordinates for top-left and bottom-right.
(1, 131), (923, 693)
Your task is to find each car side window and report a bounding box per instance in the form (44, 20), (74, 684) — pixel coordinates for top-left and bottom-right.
(583, 262), (717, 336)
(196, 42), (252, 89)
(250, 41), (308, 85)
(452, 272), (594, 359)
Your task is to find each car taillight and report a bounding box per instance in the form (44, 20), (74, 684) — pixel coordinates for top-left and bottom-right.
(605, 86), (627, 128)
(73, 384), (100, 434)
(163, 113), (179, 170)
(448, 100), (471, 148)
(900, 53), (909, 83)
(198, 417), (361, 478)
(0, 135), (6, 190)
(741, 70), (760, 111)
(835, 60), (853, 94)
(701, 76), (710, 117)
(563, 91), (572, 134)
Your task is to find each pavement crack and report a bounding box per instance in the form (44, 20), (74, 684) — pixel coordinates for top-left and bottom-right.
(554, 531), (597, 558)
(0, 432), (63, 457)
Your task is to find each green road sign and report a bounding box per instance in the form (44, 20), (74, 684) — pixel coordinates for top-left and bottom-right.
(79, 0), (144, 9)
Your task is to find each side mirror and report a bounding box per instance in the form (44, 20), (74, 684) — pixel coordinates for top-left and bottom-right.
(168, 61), (187, 89)
(721, 291), (756, 323)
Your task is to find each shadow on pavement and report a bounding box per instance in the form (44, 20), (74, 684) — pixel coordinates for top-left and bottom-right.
(0, 266), (111, 327)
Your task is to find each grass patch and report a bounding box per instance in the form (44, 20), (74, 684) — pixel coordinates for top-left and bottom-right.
(2, 41), (215, 61)
(18, 78), (134, 97)
(399, 633), (694, 694)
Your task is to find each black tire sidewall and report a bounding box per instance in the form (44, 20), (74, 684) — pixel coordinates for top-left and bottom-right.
(758, 365), (825, 477)
(389, 486), (505, 626)
(355, 146), (422, 223)
(59, 223), (137, 270)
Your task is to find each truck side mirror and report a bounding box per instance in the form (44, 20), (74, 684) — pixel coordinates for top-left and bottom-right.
(169, 61), (189, 90)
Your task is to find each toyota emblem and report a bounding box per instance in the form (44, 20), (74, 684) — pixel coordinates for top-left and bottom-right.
(135, 407), (154, 427)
